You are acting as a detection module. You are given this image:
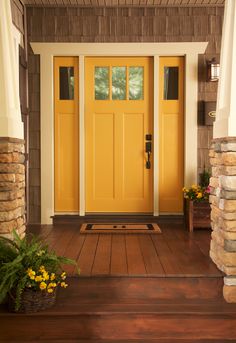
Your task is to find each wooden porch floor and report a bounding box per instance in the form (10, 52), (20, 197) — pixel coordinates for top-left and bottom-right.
(29, 219), (222, 278)
(3, 219), (236, 342)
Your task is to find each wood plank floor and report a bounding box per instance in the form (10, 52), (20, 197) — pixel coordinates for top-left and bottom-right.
(28, 219), (222, 277)
(1, 219), (234, 342)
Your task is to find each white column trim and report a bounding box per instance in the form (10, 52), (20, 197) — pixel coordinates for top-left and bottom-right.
(40, 54), (54, 224)
(31, 42), (207, 224)
(0, 1), (23, 139)
(79, 56), (85, 216)
(153, 55), (159, 216)
(214, 0), (236, 138)
(184, 53), (199, 186)
(12, 25), (21, 98)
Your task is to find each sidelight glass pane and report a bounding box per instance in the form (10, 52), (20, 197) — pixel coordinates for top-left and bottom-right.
(95, 67), (109, 100)
(164, 67), (179, 100)
(59, 67), (74, 100)
(112, 66), (126, 100)
(129, 67), (144, 100)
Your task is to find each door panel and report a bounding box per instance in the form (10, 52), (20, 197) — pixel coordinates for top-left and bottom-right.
(85, 57), (153, 213)
(93, 112), (115, 199)
(123, 113), (144, 199)
(54, 57), (79, 212)
(159, 57), (184, 213)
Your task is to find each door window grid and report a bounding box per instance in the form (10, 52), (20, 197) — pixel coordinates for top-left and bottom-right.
(129, 66), (144, 100)
(94, 66), (109, 100)
(94, 66), (144, 100)
(112, 66), (126, 100)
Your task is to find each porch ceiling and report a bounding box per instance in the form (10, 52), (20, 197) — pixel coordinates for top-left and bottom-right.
(22, 0), (224, 7)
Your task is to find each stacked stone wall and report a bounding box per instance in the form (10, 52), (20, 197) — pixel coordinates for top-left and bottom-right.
(0, 138), (26, 239)
(210, 137), (236, 302)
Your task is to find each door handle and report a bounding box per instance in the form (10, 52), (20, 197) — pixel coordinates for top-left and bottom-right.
(145, 141), (152, 169)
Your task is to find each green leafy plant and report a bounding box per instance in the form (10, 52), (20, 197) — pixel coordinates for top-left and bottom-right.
(199, 167), (211, 188)
(0, 230), (79, 311)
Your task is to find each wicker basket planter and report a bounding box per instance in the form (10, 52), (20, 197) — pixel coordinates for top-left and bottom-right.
(185, 199), (211, 232)
(8, 288), (57, 313)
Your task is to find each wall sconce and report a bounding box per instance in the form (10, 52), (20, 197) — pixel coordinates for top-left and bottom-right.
(207, 58), (220, 82)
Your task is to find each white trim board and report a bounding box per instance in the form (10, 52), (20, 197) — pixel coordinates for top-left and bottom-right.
(31, 42), (208, 224)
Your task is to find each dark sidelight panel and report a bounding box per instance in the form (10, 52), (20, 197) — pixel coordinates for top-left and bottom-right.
(164, 66), (179, 100)
(59, 67), (74, 100)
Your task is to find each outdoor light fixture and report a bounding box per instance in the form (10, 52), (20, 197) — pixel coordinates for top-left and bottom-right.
(207, 58), (220, 82)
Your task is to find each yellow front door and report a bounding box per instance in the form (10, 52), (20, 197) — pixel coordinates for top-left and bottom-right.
(54, 57), (79, 212)
(85, 57), (153, 213)
(159, 57), (184, 213)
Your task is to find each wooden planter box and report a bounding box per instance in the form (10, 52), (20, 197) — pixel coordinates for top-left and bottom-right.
(185, 199), (211, 232)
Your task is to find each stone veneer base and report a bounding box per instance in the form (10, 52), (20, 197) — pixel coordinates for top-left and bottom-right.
(0, 137), (26, 239)
(210, 137), (236, 303)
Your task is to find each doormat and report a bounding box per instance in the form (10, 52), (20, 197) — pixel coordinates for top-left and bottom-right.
(80, 223), (161, 234)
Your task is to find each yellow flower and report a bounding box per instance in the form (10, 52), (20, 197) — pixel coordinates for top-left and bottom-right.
(48, 282), (57, 288)
(191, 184), (197, 190)
(39, 266), (45, 273)
(197, 192), (203, 199)
(35, 275), (43, 282)
(43, 272), (49, 281)
(50, 273), (56, 281)
(60, 282), (68, 288)
(61, 272), (66, 280)
(47, 288), (54, 293)
(27, 269), (36, 280)
(36, 250), (45, 256)
(39, 282), (47, 290)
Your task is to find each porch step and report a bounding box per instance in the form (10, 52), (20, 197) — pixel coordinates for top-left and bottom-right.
(1, 276), (236, 341)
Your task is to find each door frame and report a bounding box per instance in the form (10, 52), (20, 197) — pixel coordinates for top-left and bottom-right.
(31, 42), (207, 224)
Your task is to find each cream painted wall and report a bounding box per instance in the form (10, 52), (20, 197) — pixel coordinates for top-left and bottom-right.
(31, 42), (207, 224)
(0, 1), (23, 139)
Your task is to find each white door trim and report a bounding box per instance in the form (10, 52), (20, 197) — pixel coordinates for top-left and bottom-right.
(31, 42), (207, 224)
(79, 55), (85, 216)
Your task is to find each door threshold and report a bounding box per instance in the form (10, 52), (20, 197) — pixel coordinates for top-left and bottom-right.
(52, 213), (184, 225)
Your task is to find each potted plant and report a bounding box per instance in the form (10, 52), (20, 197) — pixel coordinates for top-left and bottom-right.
(0, 230), (79, 313)
(183, 183), (211, 232)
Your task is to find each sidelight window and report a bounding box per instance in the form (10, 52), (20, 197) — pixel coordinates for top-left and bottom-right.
(163, 66), (179, 100)
(59, 66), (74, 100)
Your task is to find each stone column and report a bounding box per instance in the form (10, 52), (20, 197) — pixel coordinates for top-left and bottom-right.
(210, 138), (236, 302)
(0, 138), (25, 239)
(0, 1), (25, 238)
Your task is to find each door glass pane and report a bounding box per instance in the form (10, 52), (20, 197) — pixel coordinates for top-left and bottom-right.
(112, 66), (126, 100)
(164, 67), (179, 100)
(95, 67), (109, 100)
(129, 67), (144, 100)
(59, 67), (74, 100)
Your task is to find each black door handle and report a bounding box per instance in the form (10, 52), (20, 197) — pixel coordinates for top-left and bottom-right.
(145, 141), (152, 169)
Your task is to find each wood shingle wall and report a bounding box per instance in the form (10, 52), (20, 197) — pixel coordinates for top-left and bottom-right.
(11, 0), (24, 35)
(27, 6), (223, 222)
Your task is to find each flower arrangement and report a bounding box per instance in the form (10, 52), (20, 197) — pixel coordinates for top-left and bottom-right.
(182, 184), (210, 201)
(26, 264), (68, 294)
(0, 230), (79, 311)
